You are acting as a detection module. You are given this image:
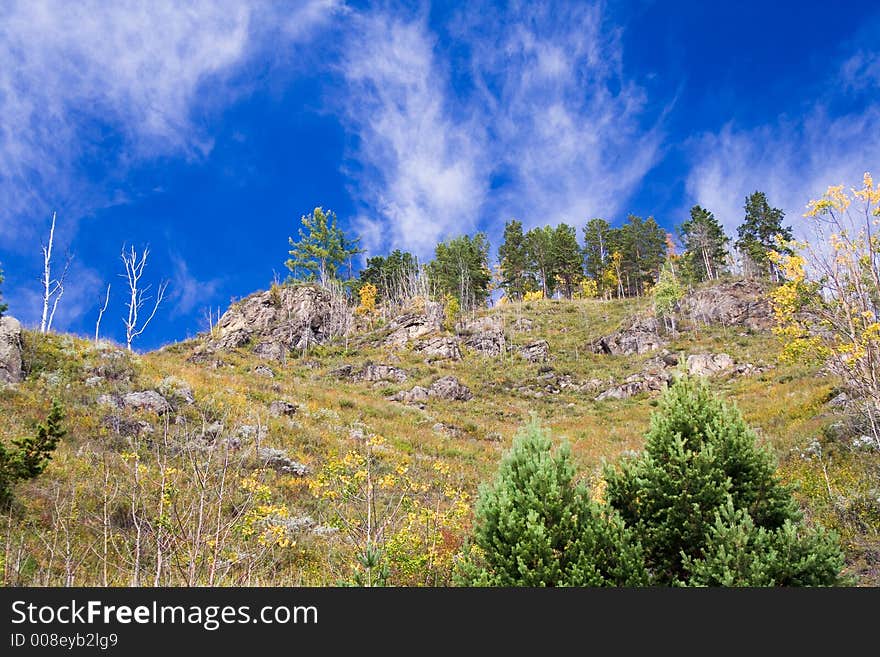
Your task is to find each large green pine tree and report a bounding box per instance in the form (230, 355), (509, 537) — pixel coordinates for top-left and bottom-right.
(497, 219), (530, 301)
(428, 233), (491, 310)
(618, 215), (666, 296)
(604, 377), (844, 586)
(357, 249), (419, 303)
(680, 205), (729, 283)
(525, 226), (556, 298)
(0, 400), (66, 506)
(735, 191), (793, 280)
(551, 223), (583, 299)
(286, 207), (363, 286)
(456, 421), (648, 586)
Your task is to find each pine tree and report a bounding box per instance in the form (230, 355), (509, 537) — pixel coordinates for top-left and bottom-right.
(456, 421), (648, 586)
(735, 191), (793, 280)
(0, 400), (66, 506)
(551, 223), (583, 299)
(357, 249), (419, 304)
(618, 215), (666, 296)
(680, 205), (729, 282)
(286, 207), (363, 287)
(428, 233), (491, 311)
(497, 220), (529, 301)
(604, 377), (844, 586)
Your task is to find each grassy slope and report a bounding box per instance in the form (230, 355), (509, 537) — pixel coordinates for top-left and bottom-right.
(1, 294), (877, 585)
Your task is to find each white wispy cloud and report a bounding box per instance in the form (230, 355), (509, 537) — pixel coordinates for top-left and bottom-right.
(0, 0), (340, 247)
(168, 255), (221, 318)
(337, 2), (666, 258)
(685, 103), (880, 240)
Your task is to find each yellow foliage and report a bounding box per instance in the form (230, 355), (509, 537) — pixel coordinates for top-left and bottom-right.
(356, 282), (378, 316)
(523, 290), (544, 302)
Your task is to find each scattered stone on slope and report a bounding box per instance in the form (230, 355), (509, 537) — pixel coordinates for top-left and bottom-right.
(414, 336), (462, 361)
(389, 385), (431, 405)
(85, 376), (103, 387)
(429, 376), (473, 401)
(253, 365), (275, 378)
(459, 315), (506, 356)
(511, 317), (534, 332)
(256, 447), (310, 476)
(357, 363), (409, 383)
(686, 353), (736, 377)
(0, 316), (23, 385)
(97, 394), (121, 409)
(158, 376), (195, 407)
(201, 284), (346, 361)
(383, 299), (445, 347)
(677, 279), (772, 330)
(269, 400), (298, 417)
(101, 414), (154, 437)
(516, 339), (550, 362)
(122, 391), (172, 414)
(592, 315), (663, 356)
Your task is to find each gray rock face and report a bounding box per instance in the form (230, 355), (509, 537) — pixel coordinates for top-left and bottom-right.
(122, 391), (172, 414)
(269, 400), (298, 417)
(511, 317), (534, 332)
(158, 376), (195, 407)
(593, 316), (663, 356)
(357, 363), (409, 383)
(686, 353), (735, 377)
(256, 447), (310, 476)
(383, 300), (445, 347)
(0, 316), (23, 385)
(429, 375), (473, 401)
(414, 336), (462, 361)
(460, 316), (506, 356)
(389, 386), (430, 404)
(517, 340), (550, 362)
(204, 284), (346, 361)
(678, 279), (772, 330)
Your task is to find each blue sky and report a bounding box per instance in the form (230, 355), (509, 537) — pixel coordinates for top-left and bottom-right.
(1, 0), (878, 350)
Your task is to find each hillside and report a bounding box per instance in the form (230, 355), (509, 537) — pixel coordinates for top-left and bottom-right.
(0, 279), (877, 586)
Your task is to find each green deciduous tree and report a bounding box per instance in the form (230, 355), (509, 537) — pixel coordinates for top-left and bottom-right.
(604, 377), (844, 586)
(357, 249), (420, 304)
(582, 218), (614, 286)
(680, 205), (729, 283)
(0, 400), (66, 507)
(286, 207), (363, 287)
(653, 259), (683, 333)
(525, 226), (556, 298)
(735, 191), (793, 280)
(428, 233), (492, 311)
(455, 421), (648, 587)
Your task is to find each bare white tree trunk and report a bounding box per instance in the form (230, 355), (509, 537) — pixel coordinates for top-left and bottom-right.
(95, 283), (111, 343)
(40, 212), (71, 333)
(120, 245), (168, 351)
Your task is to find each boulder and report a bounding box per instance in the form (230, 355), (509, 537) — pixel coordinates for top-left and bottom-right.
(389, 385), (430, 404)
(460, 316), (506, 356)
(516, 340), (550, 362)
(269, 400), (298, 417)
(158, 376), (195, 407)
(678, 279), (772, 330)
(0, 316), (23, 385)
(511, 317), (534, 332)
(414, 336), (462, 361)
(256, 447), (310, 476)
(429, 375), (474, 401)
(357, 363), (409, 383)
(686, 353), (736, 377)
(122, 391), (172, 414)
(593, 316), (663, 356)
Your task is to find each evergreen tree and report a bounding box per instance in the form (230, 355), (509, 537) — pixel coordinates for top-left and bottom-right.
(456, 421), (648, 586)
(357, 250), (419, 303)
(680, 205), (729, 282)
(551, 223), (584, 299)
(497, 220), (529, 301)
(286, 207), (363, 286)
(0, 263), (7, 317)
(0, 400), (66, 506)
(604, 377), (844, 586)
(618, 215), (666, 296)
(582, 218), (614, 285)
(428, 233), (492, 311)
(525, 226), (556, 298)
(735, 191), (793, 280)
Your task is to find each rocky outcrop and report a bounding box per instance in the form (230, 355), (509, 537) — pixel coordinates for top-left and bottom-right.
(383, 300), (445, 347)
(357, 363), (409, 383)
(0, 316), (23, 385)
(389, 376), (473, 404)
(459, 316), (506, 356)
(516, 340), (550, 362)
(269, 400), (298, 417)
(256, 447), (310, 476)
(686, 353), (735, 377)
(414, 336), (462, 361)
(203, 284), (346, 361)
(678, 279), (772, 330)
(593, 316), (663, 356)
(122, 391), (173, 414)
